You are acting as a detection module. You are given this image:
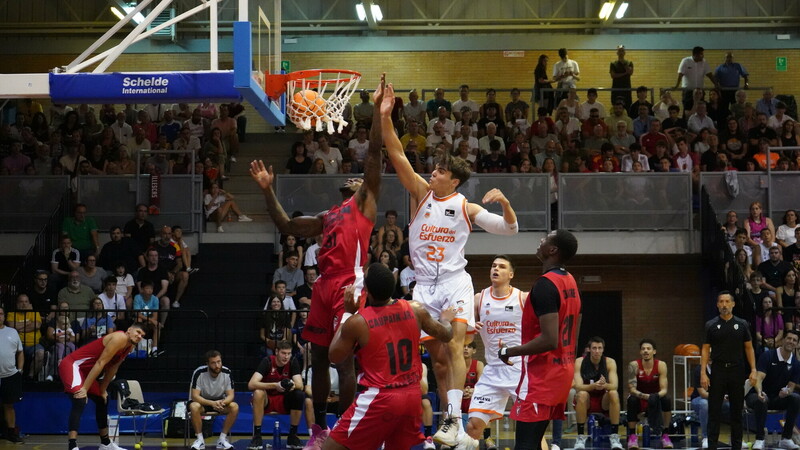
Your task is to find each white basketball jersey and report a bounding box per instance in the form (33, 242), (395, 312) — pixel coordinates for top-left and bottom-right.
(408, 190), (471, 284)
(477, 286), (525, 366)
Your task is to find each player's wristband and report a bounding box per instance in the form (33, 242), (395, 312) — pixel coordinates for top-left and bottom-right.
(341, 312), (353, 324)
(498, 347), (509, 359)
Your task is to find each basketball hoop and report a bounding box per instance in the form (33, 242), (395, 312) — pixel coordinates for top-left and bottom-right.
(265, 69), (361, 134)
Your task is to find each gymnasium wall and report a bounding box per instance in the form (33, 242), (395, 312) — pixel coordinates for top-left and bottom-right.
(3, 47), (799, 133)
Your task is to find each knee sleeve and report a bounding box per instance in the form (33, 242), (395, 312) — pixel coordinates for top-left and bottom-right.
(287, 390), (305, 411)
(660, 396), (672, 412)
(626, 396), (641, 417)
(91, 395), (109, 429)
(69, 397), (88, 432)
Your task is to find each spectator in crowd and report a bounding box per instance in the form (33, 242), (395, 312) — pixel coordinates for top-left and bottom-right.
(479, 90), (505, 128)
(529, 121), (560, 154)
(745, 201), (776, 247)
(555, 107), (581, 145)
(758, 246), (793, 293)
(755, 228), (780, 267)
(110, 112), (133, 145)
(784, 229), (800, 272)
(427, 106), (456, 137)
(715, 52), (750, 109)
(58, 271), (95, 314)
(160, 110), (182, 145)
(653, 91), (679, 122)
(767, 102), (794, 132)
(748, 113), (779, 148)
(32, 143), (55, 176)
(731, 90), (750, 120)
(553, 48), (580, 102)
(533, 54), (555, 114)
(347, 126), (370, 171)
(672, 137), (699, 173)
(97, 227), (139, 276)
(272, 280), (296, 311)
(640, 119), (671, 156)
(479, 139), (510, 173)
(123, 203), (156, 255)
(403, 90), (426, 126)
(621, 143), (650, 172)
(590, 143), (619, 172)
(136, 248), (172, 322)
(426, 88), (452, 120)
(247, 341), (309, 449)
(278, 235), (304, 270)
(580, 88), (606, 120)
(754, 296), (784, 353)
(582, 108), (609, 140)
(628, 86), (654, 120)
(295, 267), (316, 308)
(148, 226), (190, 309)
(776, 270), (798, 323)
(171, 225), (195, 275)
(450, 85), (478, 122)
(557, 87), (582, 120)
(260, 297), (293, 358)
(632, 104), (655, 139)
(46, 301), (81, 368)
(26, 270), (57, 319)
(77, 255), (107, 294)
(189, 350), (238, 450)
(210, 104), (239, 163)
(675, 46), (718, 111)
(204, 182), (253, 233)
(779, 120), (798, 148)
(608, 101), (634, 134)
(583, 123), (610, 157)
(732, 248), (754, 283)
(744, 330), (800, 450)
(2, 142), (31, 175)
(98, 276), (128, 328)
(312, 135), (342, 174)
(611, 121), (636, 156)
(85, 145), (108, 175)
(272, 250), (304, 297)
(51, 236), (81, 287)
(113, 261), (136, 309)
(132, 280), (161, 356)
(719, 117), (748, 168)
(535, 139), (563, 170)
(400, 259), (415, 297)
(610, 45), (634, 107)
(753, 138), (779, 170)
(400, 120), (428, 156)
(626, 339), (674, 450)
(777, 210), (799, 248)
(8, 294), (45, 380)
(756, 88), (781, 117)
(0, 305), (24, 443)
(197, 102), (218, 121)
(285, 141), (311, 175)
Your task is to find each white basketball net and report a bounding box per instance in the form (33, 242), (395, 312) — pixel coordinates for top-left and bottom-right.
(286, 71), (362, 134)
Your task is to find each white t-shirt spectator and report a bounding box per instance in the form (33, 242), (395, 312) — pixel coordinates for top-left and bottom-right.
(400, 266), (415, 290)
(304, 242), (320, 267)
(678, 57), (712, 89)
(348, 139), (369, 163)
(313, 148), (343, 174)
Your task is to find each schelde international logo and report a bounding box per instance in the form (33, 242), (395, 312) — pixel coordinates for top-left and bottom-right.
(121, 75), (170, 95)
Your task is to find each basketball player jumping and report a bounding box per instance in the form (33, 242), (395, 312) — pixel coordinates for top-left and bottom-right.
(499, 230), (582, 450)
(379, 83), (519, 446)
(250, 74), (386, 449)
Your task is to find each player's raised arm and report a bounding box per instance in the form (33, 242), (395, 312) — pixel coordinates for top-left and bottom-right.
(410, 300), (453, 343)
(379, 83), (430, 202)
(249, 160), (324, 238)
(355, 73), (386, 221)
(467, 188), (519, 236)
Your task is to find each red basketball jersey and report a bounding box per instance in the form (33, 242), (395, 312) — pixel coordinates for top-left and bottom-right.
(357, 299), (422, 389)
(62, 331), (131, 373)
(258, 355), (292, 394)
(636, 359), (661, 394)
(515, 270), (581, 405)
(317, 195), (374, 275)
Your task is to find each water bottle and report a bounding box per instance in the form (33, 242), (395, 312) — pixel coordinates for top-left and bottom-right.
(587, 415), (595, 441)
(591, 416), (600, 443)
(273, 421), (280, 449)
(642, 423), (651, 448)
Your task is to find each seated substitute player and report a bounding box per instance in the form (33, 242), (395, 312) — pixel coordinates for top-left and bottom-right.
(189, 350), (239, 450)
(247, 340), (310, 449)
(744, 329), (800, 450)
(322, 263), (455, 450)
(626, 338), (673, 450)
(573, 336), (622, 450)
(380, 80), (518, 447)
(464, 255), (527, 450)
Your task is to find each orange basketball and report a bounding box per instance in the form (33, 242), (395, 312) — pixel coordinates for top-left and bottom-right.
(683, 344), (700, 356)
(673, 344), (687, 356)
(292, 89), (327, 125)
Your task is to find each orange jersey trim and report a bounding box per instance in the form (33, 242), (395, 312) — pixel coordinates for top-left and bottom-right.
(409, 190), (433, 226)
(468, 408), (504, 417)
(461, 197), (472, 231)
(432, 191), (460, 202)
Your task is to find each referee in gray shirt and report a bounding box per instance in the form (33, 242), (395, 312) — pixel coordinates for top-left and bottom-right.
(189, 350), (239, 450)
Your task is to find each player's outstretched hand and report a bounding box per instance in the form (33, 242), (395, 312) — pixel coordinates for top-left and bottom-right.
(372, 73), (386, 106)
(439, 307), (456, 323)
(343, 284), (360, 314)
(249, 160), (274, 190)
(482, 188), (509, 206)
(379, 83), (396, 117)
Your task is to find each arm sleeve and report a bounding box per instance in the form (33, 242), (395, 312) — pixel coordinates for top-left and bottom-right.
(255, 357), (269, 377)
(473, 209), (518, 236)
(290, 359), (302, 377)
(531, 277), (560, 317)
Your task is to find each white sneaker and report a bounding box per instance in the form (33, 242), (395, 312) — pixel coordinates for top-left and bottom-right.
(230, 156), (237, 163)
(238, 215), (253, 222)
(454, 434), (479, 450)
(753, 439), (765, 450)
(192, 437), (206, 450)
(99, 442), (128, 450)
(422, 437), (435, 450)
(171, 301), (181, 308)
(216, 437), (233, 449)
(573, 434), (587, 449)
(217, 226), (224, 233)
(610, 433), (623, 450)
(433, 416), (460, 446)
(779, 439), (800, 450)
(702, 438), (708, 449)
(551, 444), (561, 450)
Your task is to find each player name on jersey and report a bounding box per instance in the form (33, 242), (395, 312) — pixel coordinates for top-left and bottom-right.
(417, 224), (457, 242)
(365, 310), (414, 329)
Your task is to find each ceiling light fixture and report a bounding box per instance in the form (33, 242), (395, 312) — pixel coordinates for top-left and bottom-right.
(599, 1), (615, 20)
(616, 2), (629, 19)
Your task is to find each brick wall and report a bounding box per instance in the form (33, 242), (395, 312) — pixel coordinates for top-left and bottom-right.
(6, 48), (798, 131)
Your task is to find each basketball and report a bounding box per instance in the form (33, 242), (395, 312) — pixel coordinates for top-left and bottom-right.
(674, 343), (700, 356)
(291, 89), (327, 125)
